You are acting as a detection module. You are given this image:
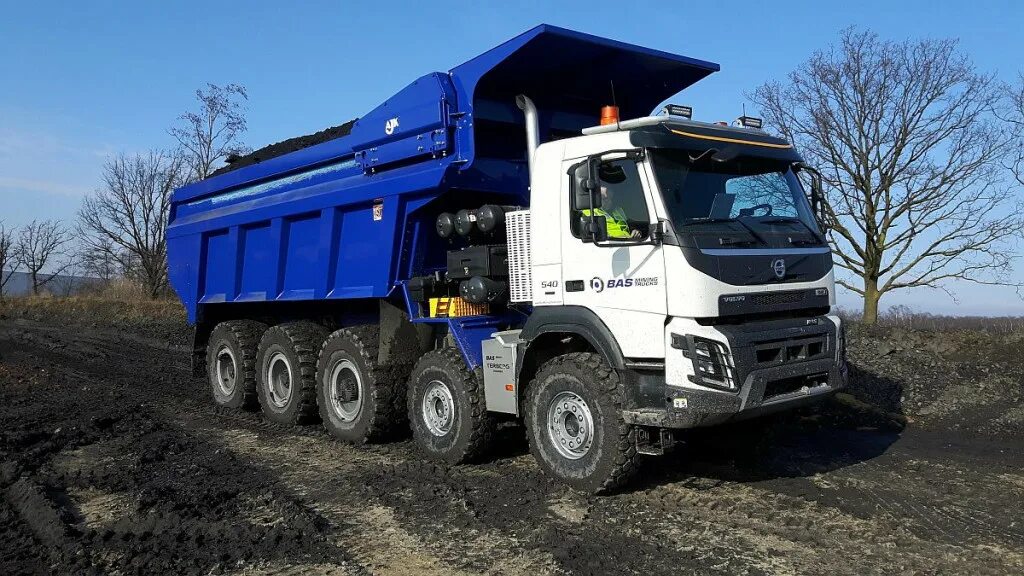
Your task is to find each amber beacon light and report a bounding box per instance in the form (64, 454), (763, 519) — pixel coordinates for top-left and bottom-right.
(599, 105), (620, 125)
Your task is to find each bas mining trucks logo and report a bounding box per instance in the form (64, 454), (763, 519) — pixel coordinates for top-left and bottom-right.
(385, 117), (400, 135)
(590, 276), (659, 293)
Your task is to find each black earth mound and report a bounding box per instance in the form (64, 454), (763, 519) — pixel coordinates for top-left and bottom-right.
(210, 120), (357, 177)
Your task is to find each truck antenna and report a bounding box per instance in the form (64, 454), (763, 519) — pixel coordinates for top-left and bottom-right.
(610, 80), (618, 107)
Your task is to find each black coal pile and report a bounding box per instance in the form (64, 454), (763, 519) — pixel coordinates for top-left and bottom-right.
(210, 120), (356, 177)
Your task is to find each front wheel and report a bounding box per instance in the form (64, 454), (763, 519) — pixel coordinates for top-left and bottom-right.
(525, 352), (638, 493)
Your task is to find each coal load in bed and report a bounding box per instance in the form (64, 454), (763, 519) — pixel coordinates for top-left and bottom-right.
(210, 119), (357, 177)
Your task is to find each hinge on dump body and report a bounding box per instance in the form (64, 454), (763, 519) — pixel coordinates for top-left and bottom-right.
(635, 426), (676, 456)
(449, 110), (471, 165)
(357, 128), (449, 173)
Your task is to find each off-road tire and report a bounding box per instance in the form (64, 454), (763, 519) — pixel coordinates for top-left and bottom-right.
(256, 322), (328, 425)
(525, 352), (638, 493)
(317, 325), (407, 443)
(408, 347), (495, 464)
(206, 320), (267, 409)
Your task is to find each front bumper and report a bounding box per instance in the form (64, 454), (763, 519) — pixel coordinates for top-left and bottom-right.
(623, 315), (848, 429)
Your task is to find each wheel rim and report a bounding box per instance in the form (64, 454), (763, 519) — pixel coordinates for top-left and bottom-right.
(328, 359), (362, 422)
(421, 379), (455, 437)
(215, 345), (237, 396)
(547, 391), (595, 460)
(267, 351), (293, 408)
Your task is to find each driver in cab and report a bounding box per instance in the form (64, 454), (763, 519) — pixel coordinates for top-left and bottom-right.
(581, 163), (644, 239)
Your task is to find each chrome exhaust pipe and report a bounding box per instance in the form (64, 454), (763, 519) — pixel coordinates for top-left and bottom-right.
(515, 94), (539, 177)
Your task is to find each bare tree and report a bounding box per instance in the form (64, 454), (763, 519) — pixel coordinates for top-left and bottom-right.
(170, 83), (250, 182)
(56, 252), (82, 298)
(15, 220), (72, 295)
(0, 221), (17, 301)
(78, 151), (182, 299)
(998, 73), (1024, 186)
(78, 238), (123, 284)
(752, 29), (1023, 323)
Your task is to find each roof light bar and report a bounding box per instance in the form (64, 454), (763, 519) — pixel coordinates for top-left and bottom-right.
(662, 104), (693, 119)
(737, 116), (763, 130)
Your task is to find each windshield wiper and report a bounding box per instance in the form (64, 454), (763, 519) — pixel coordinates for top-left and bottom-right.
(718, 235), (756, 247)
(757, 216), (826, 245)
(682, 217), (769, 246)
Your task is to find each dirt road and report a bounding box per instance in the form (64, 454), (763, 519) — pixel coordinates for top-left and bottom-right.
(1, 313), (1022, 575)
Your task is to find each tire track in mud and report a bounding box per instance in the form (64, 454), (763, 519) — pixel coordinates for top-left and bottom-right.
(2, 317), (1024, 574)
(1, 319), (368, 575)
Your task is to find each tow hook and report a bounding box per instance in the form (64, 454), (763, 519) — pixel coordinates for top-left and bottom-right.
(636, 426), (676, 456)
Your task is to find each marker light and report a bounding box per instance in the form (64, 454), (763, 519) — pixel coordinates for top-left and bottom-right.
(600, 105), (620, 125)
(662, 104), (693, 119)
(737, 116), (763, 129)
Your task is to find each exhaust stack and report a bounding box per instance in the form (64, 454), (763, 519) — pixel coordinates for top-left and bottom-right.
(515, 94), (539, 178)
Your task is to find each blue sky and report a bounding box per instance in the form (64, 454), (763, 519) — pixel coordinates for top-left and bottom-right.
(2, 0), (1023, 314)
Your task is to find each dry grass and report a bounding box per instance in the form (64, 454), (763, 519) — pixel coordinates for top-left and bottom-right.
(1, 291), (184, 323)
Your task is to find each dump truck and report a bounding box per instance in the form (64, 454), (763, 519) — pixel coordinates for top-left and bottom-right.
(168, 24), (848, 492)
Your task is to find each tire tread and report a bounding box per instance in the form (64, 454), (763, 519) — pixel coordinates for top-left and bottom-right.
(317, 324), (409, 443)
(258, 321), (327, 425)
(526, 352), (638, 493)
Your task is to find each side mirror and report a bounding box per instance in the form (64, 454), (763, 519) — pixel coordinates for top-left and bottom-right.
(579, 213), (608, 243)
(795, 162), (829, 235)
(809, 178), (829, 235)
(585, 158), (602, 209)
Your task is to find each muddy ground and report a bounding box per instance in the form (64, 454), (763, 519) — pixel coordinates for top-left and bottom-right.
(0, 302), (1022, 575)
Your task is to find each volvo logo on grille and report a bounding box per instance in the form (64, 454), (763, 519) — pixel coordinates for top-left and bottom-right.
(772, 258), (786, 279)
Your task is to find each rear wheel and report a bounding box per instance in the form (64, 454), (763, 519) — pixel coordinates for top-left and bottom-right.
(256, 322), (328, 425)
(317, 326), (405, 443)
(206, 320), (267, 409)
(408, 348), (495, 463)
(525, 352), (638, 493)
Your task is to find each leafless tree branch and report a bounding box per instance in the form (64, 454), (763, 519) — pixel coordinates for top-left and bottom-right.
(751, 28), (1022, 323)
(169, 83), (250, 182)
(77, 151), (183, 299)
(14, 220), (72, 295)
(0, 221), (17, 300)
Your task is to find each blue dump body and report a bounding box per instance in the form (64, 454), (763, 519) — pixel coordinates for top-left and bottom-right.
(167, 24), (719, 364)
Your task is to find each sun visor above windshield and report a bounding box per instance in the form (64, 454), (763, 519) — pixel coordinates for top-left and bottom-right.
(631, 123), (804, 164)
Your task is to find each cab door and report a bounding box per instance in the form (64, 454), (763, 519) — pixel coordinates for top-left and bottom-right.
(559, 152), (667, 360)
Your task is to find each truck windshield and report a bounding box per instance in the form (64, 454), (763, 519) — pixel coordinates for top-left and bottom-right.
(649, 149), (822, 245)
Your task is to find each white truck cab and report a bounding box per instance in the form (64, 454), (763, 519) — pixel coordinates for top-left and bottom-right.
(483, 103), (848, 492)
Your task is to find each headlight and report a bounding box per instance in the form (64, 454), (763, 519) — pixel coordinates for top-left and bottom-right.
(689, 337), (735, 391)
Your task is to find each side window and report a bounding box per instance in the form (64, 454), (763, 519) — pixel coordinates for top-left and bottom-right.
(570, 158), (650, 240)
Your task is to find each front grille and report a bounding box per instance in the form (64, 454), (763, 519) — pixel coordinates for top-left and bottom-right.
(749, 291), (804, 306)
(753, 336), (828, 367)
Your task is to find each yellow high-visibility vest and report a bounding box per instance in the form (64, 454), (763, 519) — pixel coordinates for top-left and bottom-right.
(582, 207), (631, 239)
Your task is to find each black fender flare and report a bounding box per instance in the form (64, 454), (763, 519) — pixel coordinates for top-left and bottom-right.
(518, 306), (626, 374)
